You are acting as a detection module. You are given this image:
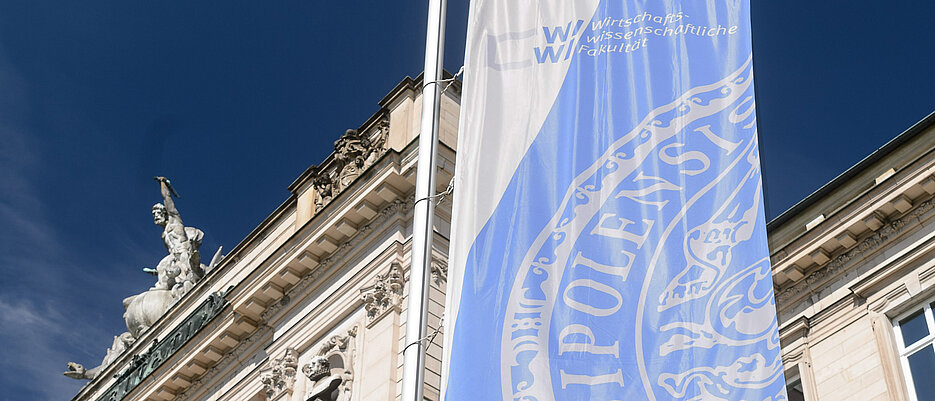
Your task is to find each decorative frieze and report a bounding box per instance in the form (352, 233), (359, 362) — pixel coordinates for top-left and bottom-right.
(303, 326), (357, 401)
(260, 348), (299, 400)
(776, 198), (935, 305)
(361, 262), (405, 324)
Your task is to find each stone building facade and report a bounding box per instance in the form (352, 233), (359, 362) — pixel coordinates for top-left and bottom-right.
(67, 72), (935, 401)
(68, 74), (460, 401)
(772, 112), (935, 401)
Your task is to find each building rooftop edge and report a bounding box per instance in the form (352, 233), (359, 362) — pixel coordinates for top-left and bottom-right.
(287, 70), (461, 196)
(767, 110), (935, 232)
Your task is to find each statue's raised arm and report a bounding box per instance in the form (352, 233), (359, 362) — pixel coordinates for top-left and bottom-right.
(154, 176), (182, 225)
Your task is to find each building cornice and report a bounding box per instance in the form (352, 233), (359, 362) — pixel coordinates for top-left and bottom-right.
(769, 135), (935, 288)
(768, 110), (935, 232)
(776, 196), (935, 307)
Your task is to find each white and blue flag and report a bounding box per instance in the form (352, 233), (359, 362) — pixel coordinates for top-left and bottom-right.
(442, 1), (785, 400)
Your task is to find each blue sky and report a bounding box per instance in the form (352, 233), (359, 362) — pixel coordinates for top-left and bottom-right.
(0, 1), (933, 400)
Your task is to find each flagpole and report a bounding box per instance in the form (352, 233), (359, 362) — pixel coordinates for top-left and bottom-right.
(402, 0), (446, 400)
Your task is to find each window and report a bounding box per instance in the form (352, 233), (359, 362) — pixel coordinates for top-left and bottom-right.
(894, 301), (935, 401)
(785, 375), (805, 401)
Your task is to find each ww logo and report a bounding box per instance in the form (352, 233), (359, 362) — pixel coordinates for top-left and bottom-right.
(534, 20), (584, 64)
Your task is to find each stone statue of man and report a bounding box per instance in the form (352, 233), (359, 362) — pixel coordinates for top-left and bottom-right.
(64, 177), (216, 381)
(152, 177), (204, 297)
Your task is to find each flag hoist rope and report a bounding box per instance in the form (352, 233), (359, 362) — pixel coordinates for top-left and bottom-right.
(401, 0), (447, 400)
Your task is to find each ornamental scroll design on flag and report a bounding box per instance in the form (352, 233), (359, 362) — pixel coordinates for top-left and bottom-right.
(501, 56), (784, 400)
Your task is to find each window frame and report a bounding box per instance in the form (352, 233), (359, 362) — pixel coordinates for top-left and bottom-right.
(785, 373), (805, 401)
(892, 296), (935, 401)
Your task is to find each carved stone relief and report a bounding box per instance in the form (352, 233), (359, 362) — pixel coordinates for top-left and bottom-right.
(334, 129), (370, 188)
(311, 120), (389, 213)
(312, 173), (334, 213)
(360, 262), (405, 324)
(303, 326), (358, 401)
(370, 119), (389, 162)
(260, 348), (299, 400)
(431, 259), (448, 286)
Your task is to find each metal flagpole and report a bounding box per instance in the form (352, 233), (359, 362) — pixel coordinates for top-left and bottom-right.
(402, 0), (446, 400)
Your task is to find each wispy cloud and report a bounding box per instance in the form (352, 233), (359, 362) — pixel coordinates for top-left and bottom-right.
(0, 42), (119, 401)
(0, 297), (96, 400)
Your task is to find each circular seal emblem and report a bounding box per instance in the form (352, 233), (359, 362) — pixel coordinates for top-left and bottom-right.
(501, 57), (784, 400)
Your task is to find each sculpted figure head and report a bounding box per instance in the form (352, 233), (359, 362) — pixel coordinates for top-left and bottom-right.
(152, 203), (167, 227)
(303, 356), (331, 382)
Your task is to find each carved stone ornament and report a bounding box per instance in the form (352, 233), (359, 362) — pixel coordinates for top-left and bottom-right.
(431, 259), (448, 285)
(302, 326), (358, 401)
(311, 120), (389, 213)
(312, 172), (334, 213)
(260, 348), (300, 400)
(360, 262), (405, 323)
